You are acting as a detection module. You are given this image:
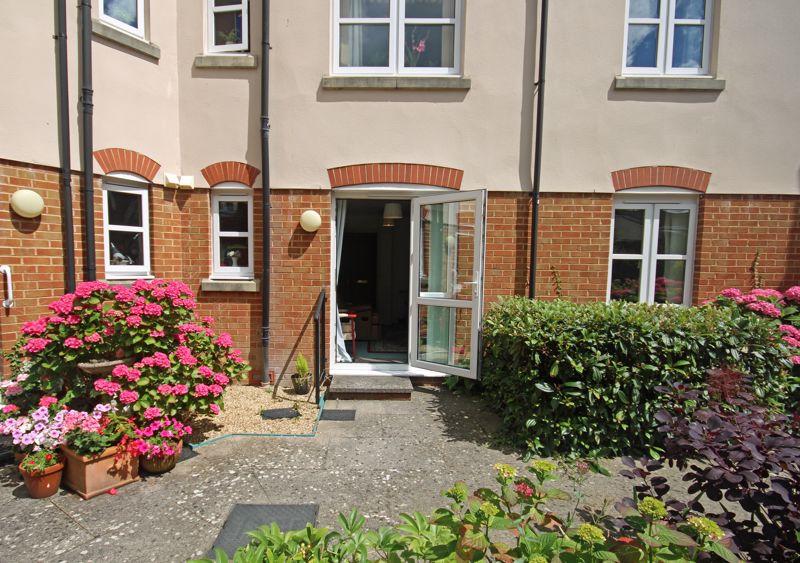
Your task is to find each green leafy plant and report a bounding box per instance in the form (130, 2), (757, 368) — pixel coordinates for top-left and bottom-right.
(64, 411), (136, 457)
(190, 460), (738, 563)
(481, 297), (792, 457)
(295, 354), (310, 379)
(19, 449), (61, 474)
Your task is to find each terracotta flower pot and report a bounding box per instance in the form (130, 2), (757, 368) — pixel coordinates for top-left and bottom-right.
(140, 441), (182, 475)
(60, 444), (139, 499)
(19, 461), (64, 499)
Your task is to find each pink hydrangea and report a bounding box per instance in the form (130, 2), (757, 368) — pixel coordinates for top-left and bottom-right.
(64, 337), (83, 349)
(48, 294), (75, 315)
(780, 325), (800, 339)
(143, 407), (163, 420)
(198, 366), (214, 378)
(750, 288), (784, 299)
(172, 384), (189, 396)
(178, 323), (203, 334)
(720, 288), (743, 299)
(209, 384), (223, 396)
(38, 396), (58, 408)
(23, 338), (52, 354)
(213, 373), (230, 386)
(126, 315), (142, 327)
(119, 390), (139, 405)
(746, 301), (782, 318)
(783, 336), (800, 348)
(735, 294), (758, 305)
(94, 379), (121, 396)
(143, 303), (163, 316)
(791, 356), (800, 365)
(176, 345), (197, 366)
(157, 384), (173, 395)
(149, 330), (165, 338)
(74, 280), (109, 298)
(113, 286), (137, 303)
(202, 316), (215, 326)
(84, 332), (102, 344)
(210, 404), (220, 415)
(514, 482), (534, 499)
(785, 286), (800, 303)
(141, 352), (171, 369)
(193, 384), (210, 397)
(65, 314), (81, 325)
(215, 333), (234, 347)
(21, 319), (48, 335)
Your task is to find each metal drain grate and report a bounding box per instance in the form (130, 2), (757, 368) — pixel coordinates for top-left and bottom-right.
(261, 408), (300, 420)
(209, 504), (319, 558)
(320, 409), (356, 421)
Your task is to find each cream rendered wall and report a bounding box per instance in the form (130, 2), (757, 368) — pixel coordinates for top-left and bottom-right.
(542, 0), (800, 195)
(0, 1), (180, 183)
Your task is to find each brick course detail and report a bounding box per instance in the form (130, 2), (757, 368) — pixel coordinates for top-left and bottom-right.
(93, 148), (161, 181)
(611, 165), (710, 193)
(327, 163), (463, 190)
(200, 161), (261, 188)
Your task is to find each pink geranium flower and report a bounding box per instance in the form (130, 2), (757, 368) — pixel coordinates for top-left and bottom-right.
(1, 404), (19, 414)
(38, 396), (58, 408)
(143, 407), (163, 420)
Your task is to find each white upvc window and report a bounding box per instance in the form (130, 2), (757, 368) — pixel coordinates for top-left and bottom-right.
(622, 0), (713, 76)
(207, 0), (249, 53)
(607, 195), (698, 306)
(99, 0), (145, 38)
(102, 181), (150, 279)
(333, 0), (462, 76)
(211, 184), (254, 279)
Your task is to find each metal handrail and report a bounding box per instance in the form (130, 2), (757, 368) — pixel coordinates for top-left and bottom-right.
(312, 289), (327, 405)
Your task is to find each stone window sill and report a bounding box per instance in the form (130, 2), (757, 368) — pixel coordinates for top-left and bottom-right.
(321, 75), (471, 90)
(92, 19), (160, 60)
(614, 75), (725, 91)
(194, 54), (258, 69)
(201, 278), (260, 293)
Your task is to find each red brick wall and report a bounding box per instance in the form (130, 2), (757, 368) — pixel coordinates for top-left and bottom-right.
(693, 195), (800, 302)
(535, 193), (613, 302)
(3, 157), (799, 381)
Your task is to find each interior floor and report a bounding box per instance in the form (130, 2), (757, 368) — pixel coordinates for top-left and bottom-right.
(336, 199), (410, 365)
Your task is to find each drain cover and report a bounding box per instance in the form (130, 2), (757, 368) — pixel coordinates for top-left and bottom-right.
(210, 504), (319, 557)
(261, 408), (300, 420)
(320, 409), (356, 421)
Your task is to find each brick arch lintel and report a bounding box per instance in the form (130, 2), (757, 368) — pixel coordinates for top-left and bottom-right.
(328, 163), (463, 190)
(201, 161), (261, 188)
(93, 148), (161, 182)
(611, 165), (711, 193)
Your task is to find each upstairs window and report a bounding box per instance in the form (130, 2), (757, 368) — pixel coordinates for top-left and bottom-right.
(211, 185), (254, 279)
(103, 181), (150, 279)
(608, 197), (697, 306)
(207, 0), (249, 53)
(333, 0), (462, 75)
(623, 0), (713, 75)
(100, 0), (145, 38)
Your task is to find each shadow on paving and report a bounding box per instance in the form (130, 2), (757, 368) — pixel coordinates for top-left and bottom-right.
(415, 385), (519, 456)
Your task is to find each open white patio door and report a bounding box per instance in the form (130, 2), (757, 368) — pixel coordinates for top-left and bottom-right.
(409, 190), (486, 379)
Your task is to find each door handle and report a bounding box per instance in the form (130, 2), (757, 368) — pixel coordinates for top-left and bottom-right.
(0, 265), (13, 309)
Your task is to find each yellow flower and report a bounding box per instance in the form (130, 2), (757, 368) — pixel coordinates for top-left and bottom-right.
(576, 523), (605, 545)
(687, 516), (724, 541)
(479, 501), (499, 517)
(529, 460), (557, 475)
(443, 481), (468, 504)
(529, 556), (548, 563)
(637, 497), (667, 520)
(493, 463), (517, 480)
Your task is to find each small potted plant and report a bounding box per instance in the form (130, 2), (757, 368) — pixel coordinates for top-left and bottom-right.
(19, 449), (64, 499)
(291, 354), (311, 395)
(133, 418), (192, 475)
(61, 404), (140, 499)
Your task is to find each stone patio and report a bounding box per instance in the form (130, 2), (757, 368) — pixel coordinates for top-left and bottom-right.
(0, 387), (685, 562)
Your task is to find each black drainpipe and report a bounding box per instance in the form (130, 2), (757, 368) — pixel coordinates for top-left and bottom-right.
(529, 0), (548, 299)
(55, 0), (76, 293)
(79, 0), (96, 281)
(260, 0), (272, 384)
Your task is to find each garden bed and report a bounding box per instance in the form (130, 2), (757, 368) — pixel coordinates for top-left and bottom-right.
(187, 385), (320, 444)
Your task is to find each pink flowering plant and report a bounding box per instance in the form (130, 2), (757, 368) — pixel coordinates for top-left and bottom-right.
(710, 285), (800, 408)
(130, 417), (191, 460)
(6, 278), (248, 426)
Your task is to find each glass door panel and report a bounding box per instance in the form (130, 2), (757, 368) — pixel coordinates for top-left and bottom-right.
(410, 190), (486, 379)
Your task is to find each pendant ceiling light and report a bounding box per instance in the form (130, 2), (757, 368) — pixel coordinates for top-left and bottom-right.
(383, 202), (403, 220)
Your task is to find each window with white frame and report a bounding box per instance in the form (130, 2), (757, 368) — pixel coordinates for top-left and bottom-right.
(207, 0), (249, 53)
(103, 182), (150, 279)
(608, 197), (697, 305)
(99, 0), (145, 38)
(333, 0), (462, 75)
(623, 0), (713, 75)
(211, 186), (254, 279)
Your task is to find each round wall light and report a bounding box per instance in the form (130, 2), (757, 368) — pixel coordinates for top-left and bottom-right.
(10, 189), (45, 218)
(299, 209), (322, 233)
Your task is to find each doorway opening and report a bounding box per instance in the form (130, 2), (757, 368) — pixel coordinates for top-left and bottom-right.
(336, 199), (411, 364)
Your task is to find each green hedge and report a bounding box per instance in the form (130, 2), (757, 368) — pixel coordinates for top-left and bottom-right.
(481, 298), (791, 457)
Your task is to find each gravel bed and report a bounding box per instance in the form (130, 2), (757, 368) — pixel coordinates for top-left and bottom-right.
(187, 385), (320, 444)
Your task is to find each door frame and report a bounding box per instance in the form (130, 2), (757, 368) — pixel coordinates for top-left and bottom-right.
(330, 184), (452, 376)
